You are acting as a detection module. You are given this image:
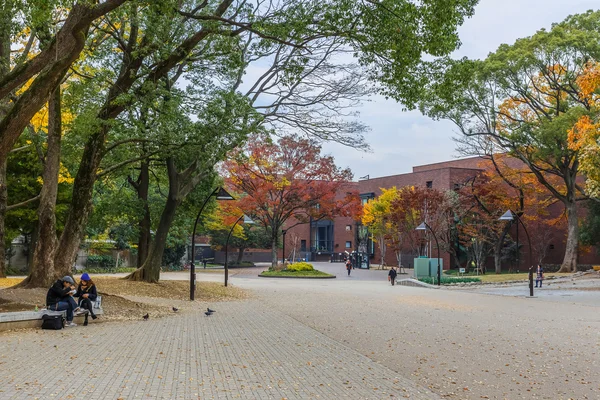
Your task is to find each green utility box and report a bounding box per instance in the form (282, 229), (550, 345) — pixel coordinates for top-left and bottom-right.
(414, 257), (444, 278)
(429, 258), (443, 278)
(414, 257), (430, 278)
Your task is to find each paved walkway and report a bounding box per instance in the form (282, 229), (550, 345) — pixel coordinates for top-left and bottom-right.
(0, 301), (439, 400)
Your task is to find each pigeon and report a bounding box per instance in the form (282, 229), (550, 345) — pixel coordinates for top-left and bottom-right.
(143, 313), (149, 320)
(204, 311), (213, 316)
(172, 307), (179, 313)
(207, 308), (216, 313)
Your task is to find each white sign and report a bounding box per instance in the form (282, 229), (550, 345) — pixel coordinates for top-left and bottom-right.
(459, 268), (466, 274)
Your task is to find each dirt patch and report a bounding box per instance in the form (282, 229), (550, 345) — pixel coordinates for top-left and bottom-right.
(0, 277), (250, 320)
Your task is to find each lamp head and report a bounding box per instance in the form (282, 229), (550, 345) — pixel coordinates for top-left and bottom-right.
(498, 210), (514, 221)
(215, 187), (235, 201)
(415, 222), (427, 231)
(242, 215), (255, 225)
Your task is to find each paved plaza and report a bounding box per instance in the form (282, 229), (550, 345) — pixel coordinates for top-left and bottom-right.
(0, 300), (438, 400)
(1, 263), (599, 400)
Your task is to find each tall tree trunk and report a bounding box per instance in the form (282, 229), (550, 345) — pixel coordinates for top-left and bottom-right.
(0, 14), (9, 279)
(377, 234), (386, 269)
(271, 235), (278, 269)
(128, 159), (151, 268)
(137, 161), (151, 267)
(19, 88), (62, 288)
(128, 195), (180, 283)
(0, 159), (6, 278)
(127, 157), (185, 282)
(494, 225), (511, 274)
(53, 127), (106, 274)
(236, 247), (245, 264)
(558, 200), (578, 273)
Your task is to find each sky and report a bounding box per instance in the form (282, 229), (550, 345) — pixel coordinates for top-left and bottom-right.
(321, 0), (600, 181)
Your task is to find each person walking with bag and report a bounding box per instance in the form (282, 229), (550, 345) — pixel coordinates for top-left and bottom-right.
(388, 266), (397, 286)
(345, 259), (353, 276)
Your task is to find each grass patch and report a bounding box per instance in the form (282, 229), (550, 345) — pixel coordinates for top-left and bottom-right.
(476, 272), (570, 283)
(81, 267), (137, 274)
(0, 278), (23, 288)
(442, 270), (573, 283)
(418, 276), (481, 285)
(259, 269), (333, 278)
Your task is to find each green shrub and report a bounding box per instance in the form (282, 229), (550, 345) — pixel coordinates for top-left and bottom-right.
(418, 276), (481, 285)
(86, 255), (115, 270)
(83, 267), (136, 274)
(286, 262), (314, 272)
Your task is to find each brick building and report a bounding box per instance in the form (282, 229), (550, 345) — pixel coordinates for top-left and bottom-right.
(280, 156), (599, 270)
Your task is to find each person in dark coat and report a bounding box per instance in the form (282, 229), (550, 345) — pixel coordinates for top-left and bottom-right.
(46, 276), (80, 327)
(76, 273), (98, 320)
(388, 267), (397, 286)
(535, 265), (544, 288)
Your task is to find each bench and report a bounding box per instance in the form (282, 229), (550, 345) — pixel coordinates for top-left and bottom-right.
(0, 296), (103, 332)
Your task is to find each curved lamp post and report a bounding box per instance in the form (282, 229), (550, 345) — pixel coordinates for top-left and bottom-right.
(416, 222), (441, 286)
(190, 187), (235, 301)
(499, 210), (533, 296)
(224, 215), (254, 287)
(282, 229), (288, 265)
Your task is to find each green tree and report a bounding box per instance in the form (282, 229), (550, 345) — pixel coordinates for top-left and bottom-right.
(11, 0), (477, 285)
(419, 11), (600, 272)
(581, 200), (600, 250)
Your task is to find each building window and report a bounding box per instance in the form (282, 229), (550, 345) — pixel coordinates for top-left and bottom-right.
(549, 244), (555, 250)
(346, 225), (352, 231)
(346, 241), (352, 248)
(453, 183), (461, 190)
(426, 181), (433, 188)
(300, 240), (307, 252)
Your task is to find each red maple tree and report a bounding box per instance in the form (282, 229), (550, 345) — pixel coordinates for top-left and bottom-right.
(223, 135), (360, 268)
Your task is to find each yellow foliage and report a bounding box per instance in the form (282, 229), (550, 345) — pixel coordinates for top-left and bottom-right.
(577, 62), (600, 104)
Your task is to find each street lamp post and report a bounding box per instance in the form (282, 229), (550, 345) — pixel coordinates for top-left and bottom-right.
(499, 210), (533, 296)
(224, 215), (254, 287)
(416, 222), (441, 286)
(190, 187), (235, 301)
(282, 229), (288, 265)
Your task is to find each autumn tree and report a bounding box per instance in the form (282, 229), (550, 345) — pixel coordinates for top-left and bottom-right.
(420, 10), (600, 272)
(224, 135), (359, 268)
(206, 204), (270, 265)
(568, 61), (600, 198)
(362, 187), (399, 268)
(387, 186), (454, 266)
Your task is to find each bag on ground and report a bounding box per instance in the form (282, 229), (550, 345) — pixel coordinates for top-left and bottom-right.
(41, 314), (65, 330)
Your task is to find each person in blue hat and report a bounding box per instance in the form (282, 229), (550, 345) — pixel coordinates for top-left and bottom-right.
(76, 273), (98, 320)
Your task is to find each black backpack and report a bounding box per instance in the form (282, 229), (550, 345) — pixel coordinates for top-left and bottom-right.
(41, 313), (65, 330)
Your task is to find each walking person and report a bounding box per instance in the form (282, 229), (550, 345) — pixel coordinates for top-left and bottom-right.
(388, 266), (397, 286)
(535, 264), (544, 288)
(345, 258), (352, 276)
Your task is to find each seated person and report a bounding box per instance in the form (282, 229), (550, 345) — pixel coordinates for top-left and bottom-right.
(46, 276), (80, 327)
(75, 273), (98, 320)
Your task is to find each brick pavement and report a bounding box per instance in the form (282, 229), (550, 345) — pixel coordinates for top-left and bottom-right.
(0, 301), (440, 400)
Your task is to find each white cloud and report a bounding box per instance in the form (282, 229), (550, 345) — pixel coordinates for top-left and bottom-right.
(326, 0), (600, 180)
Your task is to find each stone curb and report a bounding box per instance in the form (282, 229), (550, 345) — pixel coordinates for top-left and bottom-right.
(258, 274), (336, 279)
(396, 278), (440, 289)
